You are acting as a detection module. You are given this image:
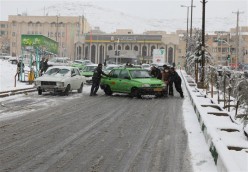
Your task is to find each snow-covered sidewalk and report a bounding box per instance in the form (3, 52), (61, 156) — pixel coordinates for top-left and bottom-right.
(181, 70), (248, 172)
(0, 60), (34, 92)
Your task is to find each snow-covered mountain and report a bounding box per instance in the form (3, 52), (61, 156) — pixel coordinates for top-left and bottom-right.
(35, 1), (246, 34)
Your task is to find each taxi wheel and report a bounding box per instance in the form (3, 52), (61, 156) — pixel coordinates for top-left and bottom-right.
(131, 88), (142, 98)
(155, 92), (163, 98)
(64, 84), (70, 96)
(78, 83), (84, 93)
(104, 85), (112, 96)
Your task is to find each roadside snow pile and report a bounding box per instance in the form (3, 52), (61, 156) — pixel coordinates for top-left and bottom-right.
(181, 70), (248, 172)
(0, 60), (33, 92)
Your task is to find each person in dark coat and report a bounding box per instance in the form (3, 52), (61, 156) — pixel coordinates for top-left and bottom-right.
(16, 60), (25, 81)
(162, 65), (170, 96)
(90, 63), (108, 96)
(151, 66), (162, 79)
(168, 67), (184, 98)
(43, 58), (49, 73)
(39, 57), (45, 76)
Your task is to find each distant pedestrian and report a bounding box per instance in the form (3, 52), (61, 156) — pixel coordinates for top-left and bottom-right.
(168, 67), (184, 98)
(90, 63), (108, 96)
(39, 57), (45, 76)
(16, 60), (25, 81)
(43, 58), (49, 73)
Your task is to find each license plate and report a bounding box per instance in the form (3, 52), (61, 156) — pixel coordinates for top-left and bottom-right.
(154, 88), (162, 91)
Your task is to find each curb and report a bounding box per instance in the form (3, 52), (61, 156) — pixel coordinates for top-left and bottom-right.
(180, 70), (243, 172)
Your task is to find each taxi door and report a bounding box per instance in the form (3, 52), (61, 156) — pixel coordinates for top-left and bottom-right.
(107, 69), (121, 91)
(118, 69), (132, 93)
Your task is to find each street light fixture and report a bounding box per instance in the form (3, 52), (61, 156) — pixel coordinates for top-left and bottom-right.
(181, 5), (196, 53)
(217, 39), (231, 66)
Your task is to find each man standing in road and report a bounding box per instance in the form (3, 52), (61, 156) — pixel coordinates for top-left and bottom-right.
(90, 63), (108, 96)
(168, 67), (184, 98)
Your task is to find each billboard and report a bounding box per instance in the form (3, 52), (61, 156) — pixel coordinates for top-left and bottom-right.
(152, 49), (166, 64)
(21, 35), (58, 54)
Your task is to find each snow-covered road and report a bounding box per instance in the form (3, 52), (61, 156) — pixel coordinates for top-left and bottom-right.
(0, 85), (194, 172)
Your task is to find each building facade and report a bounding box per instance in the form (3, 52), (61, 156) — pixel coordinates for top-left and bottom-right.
(5, 15), (90, 59)
(0, 21), (10, 54)
(75, 30), (186, 66)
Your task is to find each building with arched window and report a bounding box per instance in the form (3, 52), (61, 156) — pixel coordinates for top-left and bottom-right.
(75, 31), (186, 66)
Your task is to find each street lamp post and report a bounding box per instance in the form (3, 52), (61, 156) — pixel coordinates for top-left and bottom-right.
(181, 4), (196, 53)
(181, 5), (189, 53)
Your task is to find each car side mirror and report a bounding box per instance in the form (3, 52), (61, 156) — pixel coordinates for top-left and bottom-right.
(124, 76), (130, 80)
(71, 73), (76, 77)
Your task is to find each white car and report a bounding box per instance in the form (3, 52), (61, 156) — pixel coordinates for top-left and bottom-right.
(103, 64), (121, 74)
(141, 64), (151, 71)
(48, 57), (70, 66)
(35, 66), (86, 95)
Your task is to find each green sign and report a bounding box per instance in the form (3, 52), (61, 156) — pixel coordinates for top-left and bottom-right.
(21, 34), (58, 54)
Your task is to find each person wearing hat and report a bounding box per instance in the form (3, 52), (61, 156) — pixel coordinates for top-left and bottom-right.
(90, 63), (108, 96)
(168, 67), (184, 98)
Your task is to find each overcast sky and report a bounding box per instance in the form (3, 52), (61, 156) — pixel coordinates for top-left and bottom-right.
(0, 0), (247, 20)
(0, 0), (248, 33)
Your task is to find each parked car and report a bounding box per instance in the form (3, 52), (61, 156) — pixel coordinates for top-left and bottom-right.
(216, 65), (232, 77)
(71, 59), (92, 70)
(34, 66), (85, 95)
(103, 64), (121, 74)
(8, 57), (18, 64)
(48, 57), (70, 66)
(243, 65), (248, 78)
(100, 67), (166, 98)
(80, 64), (98, 84)
(141, 64), (151, 71)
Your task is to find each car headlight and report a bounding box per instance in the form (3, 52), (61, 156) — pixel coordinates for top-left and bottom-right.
(56, 82), (64, 87)
(142, 84), (150, 87)
(35, 81), (41, 86)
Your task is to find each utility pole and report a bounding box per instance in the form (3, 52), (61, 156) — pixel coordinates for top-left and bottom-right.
(232, 10), (244, 70)
(198, 0), (207, 88)
(190, 0), (194, 38)
(181, 4), (196, 53)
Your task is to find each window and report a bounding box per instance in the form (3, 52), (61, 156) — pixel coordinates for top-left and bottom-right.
(75, 69), (80, 76)
(1, 24), (6, 28)
(119, 69), (129, 79)
(28, 22), (32, 27)
(0, 31), (6, 35)
(12, 42), (16, 47)
(12, 32), (15, 36)
(109, 69), (121, 78)
(62, 32), (65, 37)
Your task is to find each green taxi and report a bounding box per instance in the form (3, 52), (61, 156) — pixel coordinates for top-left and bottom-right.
(100, 67), (166, 98)
(80, 64), (98, 84)
(71, 60), (92, 70)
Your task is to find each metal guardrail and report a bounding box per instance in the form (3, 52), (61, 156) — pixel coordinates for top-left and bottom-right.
(0, 87), (36, 98)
